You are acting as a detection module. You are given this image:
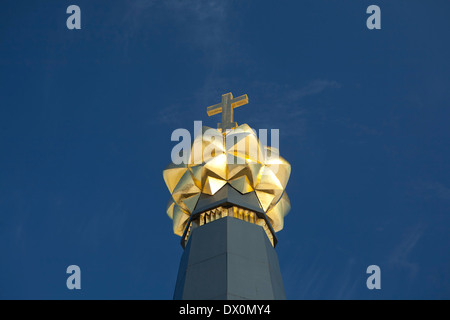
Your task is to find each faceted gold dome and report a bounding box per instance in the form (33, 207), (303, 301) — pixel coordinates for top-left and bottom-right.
(163, 123), (291, 237)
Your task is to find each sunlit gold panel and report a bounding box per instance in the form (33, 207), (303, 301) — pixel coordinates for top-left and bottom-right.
(173, 205), (190, 236)
(255, 166), (283, 191)
(255, 190), (276, 212)
(226, 125), (264, 163)
(246, 162), (263, 187)
(226, 154), (248, 180)
(194, 126), (225, 164)
(203, 153), (227, 180)
(203, 176), (227, 195)
(266, 192), (291, 232)
(264, 152), (291, 189)
(163, 163), (188, 194)
(182, 193), (200, 212)
(229, 175), (253, 194)
(266, 189), (285, 212)
(172, 170), (201, 210)
(189, 165), (203, 189)
(166, 199), (175, 219)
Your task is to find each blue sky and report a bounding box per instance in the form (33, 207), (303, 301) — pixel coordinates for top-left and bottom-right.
(1, 0), (449, 299)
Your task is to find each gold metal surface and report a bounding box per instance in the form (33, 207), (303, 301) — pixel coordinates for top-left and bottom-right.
(229, 175), (253, 194)
(203, 176), (227, 195)
(163, 93), (291, 243)
(266, 192), (291, 232)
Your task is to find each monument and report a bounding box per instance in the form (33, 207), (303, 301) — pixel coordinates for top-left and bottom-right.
(163, 92), (291, 300)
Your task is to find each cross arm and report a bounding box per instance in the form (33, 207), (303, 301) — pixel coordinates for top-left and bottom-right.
(230, 94), (249, 109)
(207, 103), (223, 116)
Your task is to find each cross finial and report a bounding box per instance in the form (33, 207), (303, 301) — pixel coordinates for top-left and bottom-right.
(206, 92), (249, 131)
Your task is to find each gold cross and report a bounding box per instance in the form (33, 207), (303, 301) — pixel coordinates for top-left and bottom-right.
(207, 92), (249, 131)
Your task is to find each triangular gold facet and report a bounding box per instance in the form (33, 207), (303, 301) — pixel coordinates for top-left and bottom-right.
(247, 163), (263, 187)
(182, 194), (200, 212)
(204, 153), (227, 180)
(256, 166), (283, 190)
(172, 205), (190, 236)
(166, 199), (175, 219)
(189, 165), (203, 189)
(264, 154), (291, 189)
(172, 171), (201, 205)
(203, 176), (227, 195)
(255, 190), (276, 212)
(266, 192), (291, 232)
(226, 154), (247, 180)
(163, 164), (188, 194)
(229, 175), (253, 194)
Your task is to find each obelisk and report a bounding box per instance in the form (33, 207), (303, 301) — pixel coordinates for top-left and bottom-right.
(163, 92), (291, 300)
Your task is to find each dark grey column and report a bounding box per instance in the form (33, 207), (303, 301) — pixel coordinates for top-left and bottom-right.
(173, 216), (286, 300)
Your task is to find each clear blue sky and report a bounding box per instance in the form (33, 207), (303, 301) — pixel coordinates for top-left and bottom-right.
(1, 0), (449, 299)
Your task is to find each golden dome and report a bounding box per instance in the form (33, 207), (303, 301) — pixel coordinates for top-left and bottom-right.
(163, 123), (291, 240)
